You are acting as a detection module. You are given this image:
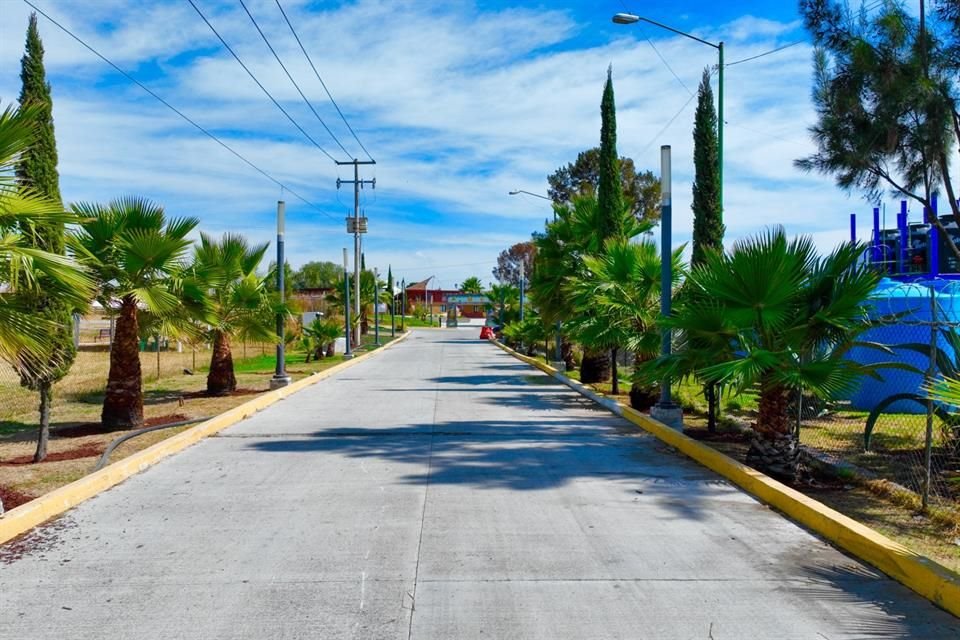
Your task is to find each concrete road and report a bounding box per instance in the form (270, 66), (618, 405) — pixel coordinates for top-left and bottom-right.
(1, 330), (957, 639)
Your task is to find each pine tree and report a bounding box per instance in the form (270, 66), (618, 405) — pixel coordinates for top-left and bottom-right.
(14, 13), (75, 462)
(597, 65), (625, 241)
(691, 67), (723, 267)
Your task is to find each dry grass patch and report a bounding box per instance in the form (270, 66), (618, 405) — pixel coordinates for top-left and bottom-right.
(0, 336), (396, 509)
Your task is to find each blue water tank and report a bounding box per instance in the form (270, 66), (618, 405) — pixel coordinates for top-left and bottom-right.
(845, 279), (960, 413)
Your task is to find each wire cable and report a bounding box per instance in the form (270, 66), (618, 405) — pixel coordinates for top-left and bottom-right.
(22, 0), (339, 222)
(640, 91), (698, 154)
(642, 30), (694, 96)
(618, 0), (694, 97)
(238, 0), (353, 159)
(186, 0), (341, 163)
(274, 0), (375, 162)
(726, 40), (804, 67)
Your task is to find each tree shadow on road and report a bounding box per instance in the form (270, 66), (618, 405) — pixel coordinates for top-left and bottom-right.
(245, 414), (721, 522)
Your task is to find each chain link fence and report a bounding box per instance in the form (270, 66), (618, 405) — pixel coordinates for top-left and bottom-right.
(800, 279), (960, 520)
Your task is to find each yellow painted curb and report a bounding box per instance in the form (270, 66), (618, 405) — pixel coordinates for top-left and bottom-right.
(492, 339), (960, 618)
(0, 331), (411, 546)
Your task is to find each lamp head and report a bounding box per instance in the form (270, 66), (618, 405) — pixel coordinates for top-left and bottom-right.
(612, 13), (640, 24)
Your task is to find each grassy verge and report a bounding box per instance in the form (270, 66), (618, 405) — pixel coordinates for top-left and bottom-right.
(0, 334), (395, 509)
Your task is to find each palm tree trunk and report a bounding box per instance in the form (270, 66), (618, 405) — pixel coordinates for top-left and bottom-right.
(561, 337), (575, 370)
(207, 330), (237, 395)
(746, 380), (799, 481)
(360, 309), (369, 335)
(580, 348), (610, 384)
(33, 382), (51, 462)
(101, 296), (144, 430)
(706, 383), (718, 433)
(629, 351), (658, 411)
(610, 348), (619, 395)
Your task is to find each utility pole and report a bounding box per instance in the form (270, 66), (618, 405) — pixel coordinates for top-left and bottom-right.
(401, 278), (406, 331)
(336, 159), (375, 347)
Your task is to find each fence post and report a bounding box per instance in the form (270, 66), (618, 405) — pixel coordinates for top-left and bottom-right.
(924, 285), (936, 512)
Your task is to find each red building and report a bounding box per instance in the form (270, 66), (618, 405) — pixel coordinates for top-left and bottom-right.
(402, 278), (488, 318)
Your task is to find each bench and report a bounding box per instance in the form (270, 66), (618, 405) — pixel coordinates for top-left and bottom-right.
(96, 328), (112, 342)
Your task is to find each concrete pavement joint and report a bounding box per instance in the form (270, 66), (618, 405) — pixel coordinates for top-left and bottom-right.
(406, 340), (443, 639)
(491, 338), (960, 619)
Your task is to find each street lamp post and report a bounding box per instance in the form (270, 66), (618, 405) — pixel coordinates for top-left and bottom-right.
(270, 200), (292, 390)
(612, 12), (724, 215)
(342, 247), (353, 359)
(390, 266), (396, 338)
(650, 146), (682, 429)
(373, 268), (381, 346)
(509, 189), (563, 369)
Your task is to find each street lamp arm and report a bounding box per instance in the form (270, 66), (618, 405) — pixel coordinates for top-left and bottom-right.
(613, 13), (719, 49)
(509, 189), (551, 201)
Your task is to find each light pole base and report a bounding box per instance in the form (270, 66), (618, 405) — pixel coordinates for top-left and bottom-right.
(269, 375), (292, 390)
(650, 402), (684, 430)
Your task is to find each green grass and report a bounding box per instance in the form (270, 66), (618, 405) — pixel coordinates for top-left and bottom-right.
(396, 315), (441, 328)
(672, 378), (759, 414)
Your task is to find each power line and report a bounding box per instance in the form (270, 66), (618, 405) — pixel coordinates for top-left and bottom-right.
(22, 0), (338, 222)
(274, 0), (375, 162)
(186, 0), (341, 163)
(726, 40), (804, 67)
(641, 91), (698, 154)
(642, 31), (694, 96)
(238, 0), (352, 159)
(392, 260), (496, 271)
(618, 0), (693, 96)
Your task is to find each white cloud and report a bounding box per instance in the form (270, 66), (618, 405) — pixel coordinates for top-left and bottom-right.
(0, 1), (888, 285)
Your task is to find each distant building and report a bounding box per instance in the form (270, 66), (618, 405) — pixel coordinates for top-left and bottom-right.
(292, 287), (334, 313)
(446, 293), (490, 319)
(402, 278), (489, 318)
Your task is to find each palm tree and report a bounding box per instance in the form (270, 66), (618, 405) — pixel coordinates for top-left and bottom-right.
(660, 229), (879, 480)
(529, 194), (650, 383)
(502, 313), (547, 356)
(0, 103), (91, 367)
(567, 238), (679, 403)
(460, 276), (483, 293)
(304, 316), (342, 359)
(190, 232), (274, 395)
(486, 282), (520, 326)
(73, 197), (198, 429)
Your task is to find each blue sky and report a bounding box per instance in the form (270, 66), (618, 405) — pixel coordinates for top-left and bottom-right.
(0, 0), (894, 289)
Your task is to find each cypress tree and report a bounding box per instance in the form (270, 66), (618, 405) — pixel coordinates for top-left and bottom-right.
(690, 67), (724, 432)
(580, 66), (622, 384)
(691, 67), (724, 267)
(14, 13), (75, 462)
(597, 65), (624, 241)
